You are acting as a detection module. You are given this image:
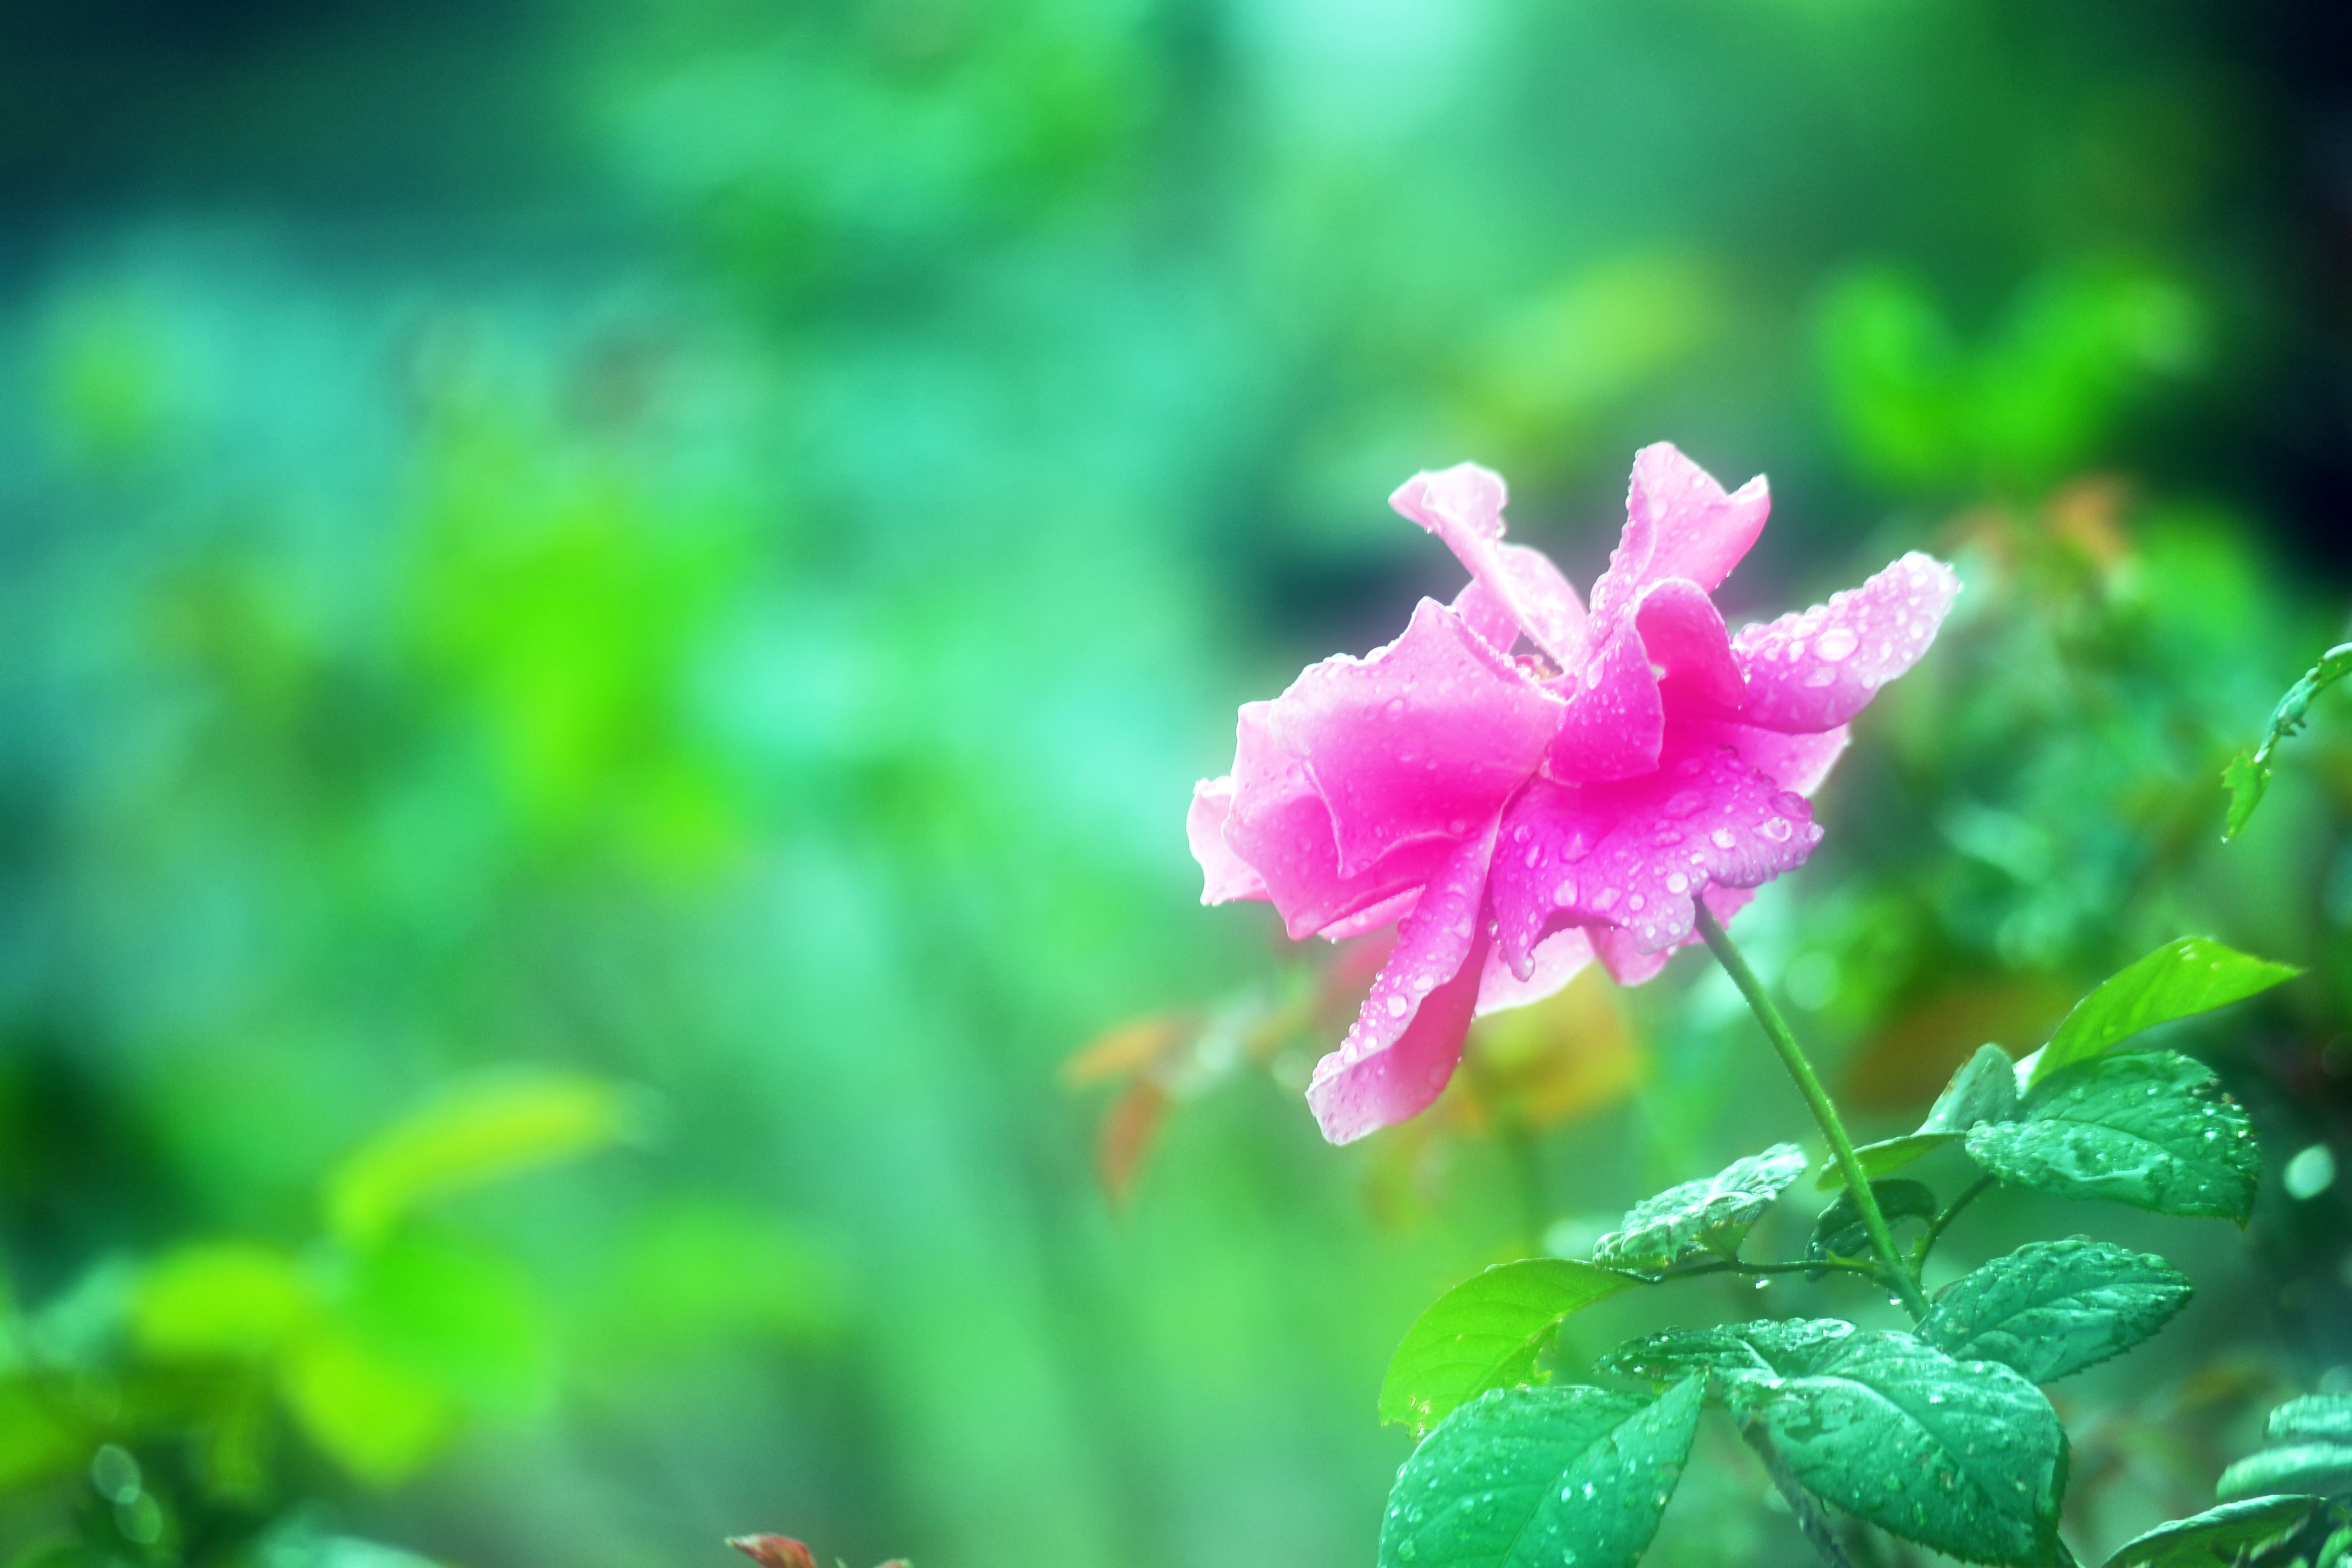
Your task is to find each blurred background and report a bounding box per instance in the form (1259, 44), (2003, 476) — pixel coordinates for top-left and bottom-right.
(2, 1), (2350, 1564)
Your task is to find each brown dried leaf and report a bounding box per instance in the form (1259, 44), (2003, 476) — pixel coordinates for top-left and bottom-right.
(1062, 1015), (1189, 1088)
(1096, 1079), (1171, 1207)
(726, 1538), (817, 1568)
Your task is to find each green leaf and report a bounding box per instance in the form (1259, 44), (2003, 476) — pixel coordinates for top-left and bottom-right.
(1918, 1239), (2191, 1382)
(2097, 1495), (2323, 1568)
(1380, 1260), (1650, 1436)
(326, 1070), (638, 1246)
(2223, 641), (2352, 842)
(1597, 1318), (1860, 1385)
(2222, 754), (2271, 843)
(2218, 1446), (2352, 1504)
(2273, 1395), (2352, 1444)
(279, 1320), (456, 1487)
(1817, 1133), (1958, 1192)
(1726, 1331), (2066, 1565)
(2030, 939), (2298, 1087)
(1922, 1044), (2023, 1132)
(1378, 1378), (1703, 1568)
(131, 1241), (317, 1361)
(1967, 1051), (2260, 1220)
(1820, 1046), (2020, 1191)
(1807, 1180), (1938, 1263)
(1593, 1144), (1808, 1269)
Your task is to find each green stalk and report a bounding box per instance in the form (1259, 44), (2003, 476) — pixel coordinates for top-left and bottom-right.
(1693, 903), (1930, 1320)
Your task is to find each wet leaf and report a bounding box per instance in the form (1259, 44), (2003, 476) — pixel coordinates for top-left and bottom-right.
(1378, 1379), (1702, 1568)
(2030, 939), (2297, 1087)
(2218, 1446), (2352, 1504)
(1823, 1045), (2016, 1191)
(1817, 1132), (1958, 1192)
(1968, 1050), (2260, 1220)
(2223, 641), (2352, 842)
(1597, 1318), (1860, 1385)
(1725, 1331), (2065, 1565)
(1921, 1044), (2021, 1132)
(2272, 1395), (2352, 1444)
(1381, 1260), (1650, 1437)
(1593, 1144), (1808, 1269)
(1919, 1239), (2191, 1382)
(2097, 1495), (2322, 1568)
(1806, 1180), (1937, 1262)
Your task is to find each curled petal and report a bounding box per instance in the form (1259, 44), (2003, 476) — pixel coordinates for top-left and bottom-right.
(1545, 620), (1663, 783)
(1450, 578), (1520, 656)
(1307, 819), (1499, 1144)
(1672, 717), (1850, 798)
(1391, 464), (1590, 667)
(1589, 444), (1771, 625)
(1475, 926), (1596, 1016)
(1633, 577), (1744, 708)
(1592, 888), (1753, 986)
(1733, 552), (1961, 732)
(1491, 743), (1824, 976)
(1187, 777), (1269, 905)
(1317, 886), (1420, 943)
(1221, 704), (1453, 939)
(1270, 598), (1561, 877)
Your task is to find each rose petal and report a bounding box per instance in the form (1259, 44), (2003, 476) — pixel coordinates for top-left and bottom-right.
(1671, 717), (1850, 797)
(1317, 886), (1420, 943)
(1589, 444), (1771, 626)
(1545, 619), (1663, 783)
(1475, 926), (1596, 1016)
(1306, 818), (1499, 1144)
(1269, 598), (1561, 876)
(1188, 777), (1270, 905)
(1491, 742), (1824, 975)
(1451, 578), (1520, 655)
(1732, 552), (1960, 733)
(1221, 703), (1454, 939)
(1592, 887), (1753, 986)
(1391, 464), (1590, 667)
(1633, 577), (1745, 708)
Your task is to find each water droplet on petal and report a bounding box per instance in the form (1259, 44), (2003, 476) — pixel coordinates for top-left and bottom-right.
(1386, 994), (1410, 1019)
(1553, 876), (1577, 906)
(1815, 626), (1858, 662)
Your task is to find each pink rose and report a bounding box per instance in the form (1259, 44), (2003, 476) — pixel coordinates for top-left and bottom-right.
(1189, 444), (1959, 1143)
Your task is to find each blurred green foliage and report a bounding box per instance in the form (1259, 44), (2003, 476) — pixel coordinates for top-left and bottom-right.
(0, 1), (2348, 1565)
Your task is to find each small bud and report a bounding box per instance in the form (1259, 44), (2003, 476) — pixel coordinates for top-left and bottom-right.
(727, 1537), (819, 1568)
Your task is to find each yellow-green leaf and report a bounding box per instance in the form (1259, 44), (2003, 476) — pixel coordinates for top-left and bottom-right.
(132, 1241), (316, 1361)
(279, 1321), (455, 1487)
(2030, 939), (2298, 1087)
(326, 1070), (636, 1246)
(1379, 1260), (1649, 1437)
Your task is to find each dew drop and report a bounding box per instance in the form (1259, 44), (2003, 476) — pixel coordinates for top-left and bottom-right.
(1553, 876), (1579, 906)
(1761, 818), (1794, 842)
(1711, 828), (1736, 849)
(1667, 872), (1688, 893)
(1386, 995), (1410, 1019)
(1815, 626), (1858, 662)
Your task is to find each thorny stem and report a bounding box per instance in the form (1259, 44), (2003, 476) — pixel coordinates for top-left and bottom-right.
(1693, 904), (1932, 1321)
(1737, 1411), (1858, 1568)
(1915, 1173), (1996, 1265)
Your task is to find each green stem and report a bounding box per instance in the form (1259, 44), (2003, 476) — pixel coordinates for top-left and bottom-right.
(1914, 1174), (1996, 1266)
(1669, 1257), (1884, 1281)
(1694, 904), (1930, 1321)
